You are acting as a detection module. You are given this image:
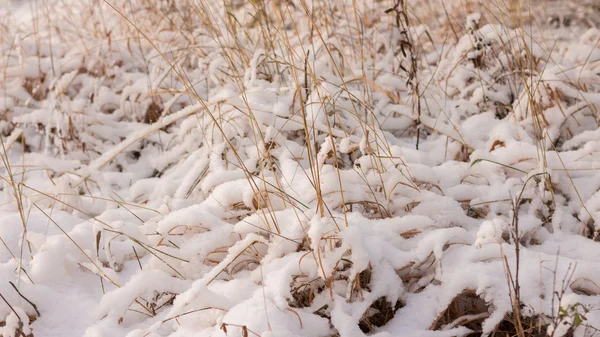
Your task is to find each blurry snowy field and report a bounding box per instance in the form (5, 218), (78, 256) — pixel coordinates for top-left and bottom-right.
(1, 0), (600, 336)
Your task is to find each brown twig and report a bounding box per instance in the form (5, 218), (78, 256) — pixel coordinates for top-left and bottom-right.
(0, 291), (22, 323)
(9, 282), (40, 317)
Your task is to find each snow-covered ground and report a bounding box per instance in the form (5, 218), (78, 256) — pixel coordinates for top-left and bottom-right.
(1, 0), (600, 336)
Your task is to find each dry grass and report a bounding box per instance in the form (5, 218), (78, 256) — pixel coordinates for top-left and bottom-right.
(0, 0), (599, 336)
(431, 290), (548, 337)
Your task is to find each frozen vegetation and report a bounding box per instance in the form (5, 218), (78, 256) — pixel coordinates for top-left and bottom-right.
(1, 0), (600, 336)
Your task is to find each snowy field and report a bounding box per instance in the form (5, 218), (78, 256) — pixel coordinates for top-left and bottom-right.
(1, 0), (600, 336)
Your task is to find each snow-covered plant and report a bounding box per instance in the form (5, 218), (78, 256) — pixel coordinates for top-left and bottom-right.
(1, 0), (600, 336)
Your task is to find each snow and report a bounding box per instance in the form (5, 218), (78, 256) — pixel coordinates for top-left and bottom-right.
(1, 0), (600, 336)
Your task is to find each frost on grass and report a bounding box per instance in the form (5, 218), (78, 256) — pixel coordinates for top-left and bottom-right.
(1, 0), (600, 336)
